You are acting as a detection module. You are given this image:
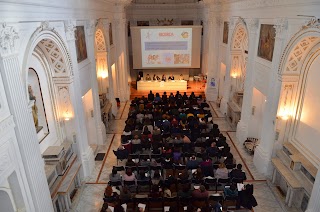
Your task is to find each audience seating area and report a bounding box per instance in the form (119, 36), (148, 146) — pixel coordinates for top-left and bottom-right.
(101, 91), (254, 212)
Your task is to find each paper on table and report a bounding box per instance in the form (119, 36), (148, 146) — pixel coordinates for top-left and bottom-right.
(237, 183), (245, 191)
(164, 206), (170, 212)
(194, 185), (200, 189)
(121, 203), (127, 212)
(138, 203), (146, 210)
(184, 206), (188, 211)
(192, 169), (197, 174)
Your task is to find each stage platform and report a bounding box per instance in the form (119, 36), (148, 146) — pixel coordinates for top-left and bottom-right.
(130, 81), (206, 99)
(137, 80), (187, 91)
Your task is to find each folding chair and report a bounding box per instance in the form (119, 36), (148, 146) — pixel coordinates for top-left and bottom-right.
(204, 178), (217, 191)
(109, 180), (122, 187)
(137, 180), (151, 193)
(216, 178), (230, 192)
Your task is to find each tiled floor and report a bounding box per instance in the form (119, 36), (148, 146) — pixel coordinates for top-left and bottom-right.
(72, 101), (296, 212)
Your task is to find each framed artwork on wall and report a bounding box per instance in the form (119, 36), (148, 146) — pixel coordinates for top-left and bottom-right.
(257, 24), (276, 62)
(75, 26), (88, 63)
(223, 22), (229, 44)
(109, 23), (113, 45)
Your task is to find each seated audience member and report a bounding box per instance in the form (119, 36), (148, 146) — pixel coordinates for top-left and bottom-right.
(192, 168), (204, 181)
(181, 134), (191, 143)
(178, 183), (192, 198)
(154, 93), (161, 102)
(149, 184), (162, 198)
(168, 74), (174, 80)
(162, 91), (168, 102)
(115, 145), (129, 159)
(186, 155), (199, 170)
(120, 186), (132, 201)
(148, 90), (154, 101)
(163, 186), (172, 197)
(192, 185), (209, 199)
(145, 74), (151, 81)
(131, 125), (142, 137)
(173, 147), (182, 163)
(109, 168), (121, 182)
(126, 155), (136, 166)
(162, 74), (166, 81)
(163, 156), (173, 168)
(153, 126), (161, 135)
(224, 152), (235, 165)
(230, 164), (247, 181)
(200, 156), (213, 176)
(151, 169), (163, 185)
(137, 170), (149, 181)
(123, 168), (136, 183)
(224, 184), (238, 198)
(215, 163), (229, 179)
(178, 169), (190, 181)
(237, 184), (257, 211)
(206, 141), (218, 156)
(131, 135), (141, 144)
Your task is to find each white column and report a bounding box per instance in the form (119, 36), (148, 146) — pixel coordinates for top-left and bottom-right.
(64, 20), (94, 178)
(220, 18), (236, 115)
(236, 19), (259, 143)
(204, 17), (221, 101)
(114, 17), (130, 101)
(0, 24), (53, 211)
(254, 19), (288, 175)
(86, 20), (104, 145)
(306, 169), (320, 212)
(101, 19), (117, 116)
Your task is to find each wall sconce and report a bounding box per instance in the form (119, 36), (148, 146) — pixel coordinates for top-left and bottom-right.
(277, 109), (291, 120)
(100, 71), (108, 79)
(231, 72), (237, 79)
(64, 111), (72, 121)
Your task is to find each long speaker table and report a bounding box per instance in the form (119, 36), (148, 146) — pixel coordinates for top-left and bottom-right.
(137, 80), (187, 91)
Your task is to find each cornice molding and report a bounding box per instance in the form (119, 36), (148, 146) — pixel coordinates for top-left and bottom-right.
(0, 23), (19, 57)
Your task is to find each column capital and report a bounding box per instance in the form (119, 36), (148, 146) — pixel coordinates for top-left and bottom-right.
(86, 19), (98, 36)
(0, 23), (19, 57)
(64, 20), (76, 41)
(274, 18), (288, 39)
(246, 18), (259, 34)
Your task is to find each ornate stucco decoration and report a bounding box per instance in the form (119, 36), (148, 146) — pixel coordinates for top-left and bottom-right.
(0, 116), (15, 137)
(0, 23), (19, 57)
(157, 18), (174, 26)
(29, 21), (74, 77)
(64, 20), (76, 41)
(246, 18), (258, 34)
(301, 17), (320, 30)
(86, 20), (98, 36)
(274, 18), (288, 38)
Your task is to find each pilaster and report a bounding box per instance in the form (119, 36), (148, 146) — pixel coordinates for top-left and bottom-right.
(236, 18), (259, 143)
(114, 18), (130, 102)
(64, 21), (94, 178)
(85, 19), (104, 145)
(0, 23), (53, 211)
(254, 18), (288, 175)
(220, 17), (237, 115)
(204, 17), (221, 101)
(306, 168), (320, 212)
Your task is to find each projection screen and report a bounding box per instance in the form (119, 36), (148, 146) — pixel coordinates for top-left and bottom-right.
(131, 26), (202, 69)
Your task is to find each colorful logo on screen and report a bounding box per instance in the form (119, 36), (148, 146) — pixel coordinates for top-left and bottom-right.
(181, 32), (189, 38)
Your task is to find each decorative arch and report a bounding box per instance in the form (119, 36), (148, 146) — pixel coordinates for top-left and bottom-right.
(277, 19), (320, 166)
(22, 22), (74, 99)
(95, 29), (107, 52)
(231, 21), (249, 51)
(279, 26), (320, 75)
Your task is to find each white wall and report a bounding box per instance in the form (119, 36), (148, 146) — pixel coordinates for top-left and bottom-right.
(248, 87), (266, 139)
(82, 89), (97, 145)
(295, 55), (320, 164)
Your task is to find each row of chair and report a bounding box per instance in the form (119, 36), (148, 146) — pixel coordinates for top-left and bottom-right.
(109, 176), (242, 193)
(104, 195), (224, 212)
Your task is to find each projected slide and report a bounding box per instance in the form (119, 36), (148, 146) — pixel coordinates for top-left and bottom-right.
(141, 28), (192, 68)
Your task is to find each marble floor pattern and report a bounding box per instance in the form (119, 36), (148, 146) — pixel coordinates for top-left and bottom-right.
(72, 100), (295, 212)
